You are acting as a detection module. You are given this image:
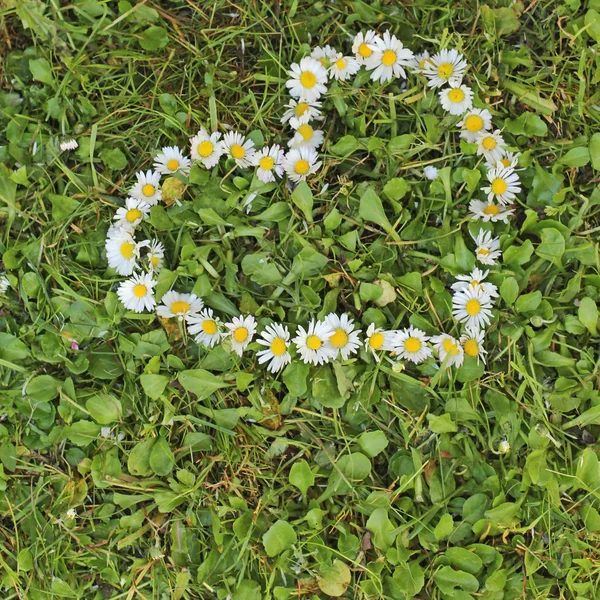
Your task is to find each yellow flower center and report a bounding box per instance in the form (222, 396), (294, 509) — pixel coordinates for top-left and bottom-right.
(270, 337), (287, 356)
(330, 328), (348, 348)
(202, 319), (217, 335)
(483, 204), (500, 216)
(142, 184), (155, 197)
(500, 158), (511, 168)
(478, 247), (490, 256)
(297, 123), (314, 142)
(464, 115), (483, 132)
(419, 58), (432, 70)
(167, 158), (179, 171)
(369, 332), (384, 350)
(300, 71), (317, 89)
(120, 242), (135, 259)
(482, 136), (497, 150)
(437, 62), (454, 80)
(466, 299), (481, 315)
(358, 42), (372, 58)
(171, 300), (190, 314)
(295, 102), (308, 116)
(491, 178), (508, 195)
(133, 284), (147, 298)
(448, 88), (465, 103)
(198, 140), (214, 157)
(443, 338), (459, 356)
(381, 50), (396, 66)
(294, 159), (310, 175)
(126, 208), (142, 223)
(231, 144), (245, 159)
(306, 335), (322, 350)
(470, 279), (480, 287)
(259, 156), (274, 170)
(335, 58), (347, 70)
(234, 327), (249, 343)
(404, 337), (421, 353)
(464, 339), (480, 357)
(151, 255), (160, 267)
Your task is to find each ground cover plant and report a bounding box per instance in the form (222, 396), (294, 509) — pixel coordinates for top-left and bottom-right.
(1, 0), (600, 598)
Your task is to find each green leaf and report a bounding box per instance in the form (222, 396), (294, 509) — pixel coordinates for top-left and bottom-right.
(535, 228), (565, 266)
(26, 375), (60, 402)
(590, 133), (600, 171)
(0, 441), (17, 472)
(66, 420), (101, 447)
(262, 520), (297, 557)
(484, 502), (521, 526)
(560, 146), (590, 167)
(578, 297), (598, 335)
(241, 254), (282, 286)
(289, 459), (314, 497)
(127, 439), (155, 476)
(428, 413), (458, 434)
(500, 277), (519, 305)
(330, 135), (358, 156)
(289, 246), (328, 280)
(0, 333), (30, 361)
(434, 566), (479, 595)
(359, 187), (393, 234)
(515, 291), (542, 313)
(359, 282), (383, 302)
(149, 437), (175, 476)
(140, 374), (170, 400)
(29, 57), (54, 85)
(49, 194), (80, 221)
(337, 452), (371, 480)
(85, 393), (122, 425)
(283, 361), (310, 396)
(445, 547), (483, 575)
(575, 448), (599, 490)
(101, 147), (128, 171)
(291, 181), (313, 223)
(382, 177), (409, 201)
(179, 369), (231, 400)
(434, 513), (454, 540)
(503, 80), (557, 115)
(366, 508), (396, 551)
(357, 431), (389, 458)
(318, 560), (351, 597)
(140, 26), (169, 51)
(312, 365), (345, 408)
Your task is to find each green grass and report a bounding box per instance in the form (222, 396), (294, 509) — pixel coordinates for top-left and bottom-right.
(1, 0), (600, 599)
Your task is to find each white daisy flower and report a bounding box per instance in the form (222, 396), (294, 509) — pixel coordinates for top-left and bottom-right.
(253, 144), (285, 183)
(328, 53), (360, 81)
(222, 131), (256, 168)
(422, 48), (468, 88)
(153, 146), (191, 175)
(369, 30), (414, 84)
(472, 229), (502, 265)
(451, 267), (499, 298)
(452, 286), (494, 331)
(256, 322), (292, 373)
(0, 273), (9, 294)
(187, 308), (223, 348)
(113, 197), (151, 231)
(460, 328), (487, 364)
(352, 30), (382, 67)
(393, 326), (432, 364)
(324, 313), (362, 360)
(439, 83), (473, 115)
(156, 291), (204, 321)
(482, 165), (521, 205)
(129, 170), (162, 205)
(293, 319), (336, 366)
(285, 57), (328, 102)
(147, 239), (165, 271)
(409, 50), (432, 74)
(117, 272), (156, 313)
(423, 165), (439, 180)
(283, 147), (322, 182)
(288, 119), (325, 150)
(280, 99), (323, 125)
(458, 108), (493, 143)
(431, 333), (464, 367)
(476, 130), (506, 165)
(311, 45), (338, 69)
(225, 315), (257, 357)
(105, 228), (141, 276)
(364, 323), (395, 362)
(496, 151), (521, 170)
(190, 128), (224, 169)
(468, 200), (514, 223)
(60, 139), (78, 152)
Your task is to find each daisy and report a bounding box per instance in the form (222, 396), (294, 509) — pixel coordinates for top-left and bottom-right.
(422, 48), (468, 88)
(324, 313), (362, 360)
(190, 128), (224, 169)
(153, 146), (191, 175)
(311, 45), (338, 69)
(113, 197), (150, 231)
(60, 139), (78, 152)
(439, 83), (473, 115)
(452, 286), (494, 331)
(329, 53), (360, 81)
(156, 291), (204, 320)
(458, 108), (493, 143)
(253, 144), (285, 183)
(409, 50), (432, 74)
(283, 147), (322, 182)
(497, 151), (521, 170)
(256, 323), (292, 373)
(280, 99), (323, 125)
(293, 319), (336, 366)
(129, 170), (162, 205)
(105, 228), (141, 276)
(468, 200), (514, 223)
(476, 130), (506, 165)
(423, 165), (439, 180)
(286, 57), (328, 102)
(482, 165), (521, 205)
(352, 30), (382, 67)
(222, 131), (256, 168)
(369, 30), (414, 84)
(187, 308), (223, 348)
(364, 323), (395, 362)
(117, 272), (156, 313)
(431, 334), (464, 367)
(225, 315), (257, 357)
(460, 329), (487, 364)
(393, 326), (432, 364)
(147, 239), (165, 271)
(288, 119), (325, 150)
(0, 273), (9, 294)
(472, 229), (502, 265)
(451, 267), (499, 298)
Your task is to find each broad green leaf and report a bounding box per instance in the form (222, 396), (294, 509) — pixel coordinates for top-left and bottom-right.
(434, 513), (454, 540)
(318, 560), (351, 597)
(262, 520), (297, 557)
(358, 431), (389, 458)
(0, 333), (30, 361)
(445, 547), (483, 575)
(591, 132), (600, 171)
(128, 439), (155, 476)
(428, 413), (458, 433)
(179, 369), (231, 400)
(434, 566), (479, 595)
(366, 508), (396, 550)
(330, 135), (358, 156)
(26, 375), (60, 402)
(282, 361), (310, 396)
(86, 393), (122, 425)
(535, 228), (565, 266)
(29, 57), (54, 85)
(140, 26), (168, 51)
(149, 437), (175, 476)
(289, 459), (314, 497)
(140, 374), (170, 400)
(359, 187), (392, 233)
(500, 277), (519, 305)
(578, 297), (598, 335)
(291, 181), (313, 223)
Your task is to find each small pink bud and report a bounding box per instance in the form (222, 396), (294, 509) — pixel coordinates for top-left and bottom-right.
(71, 341), (79, 351)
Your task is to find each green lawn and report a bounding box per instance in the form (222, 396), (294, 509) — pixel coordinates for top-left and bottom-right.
(1, 0), (600, 599)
